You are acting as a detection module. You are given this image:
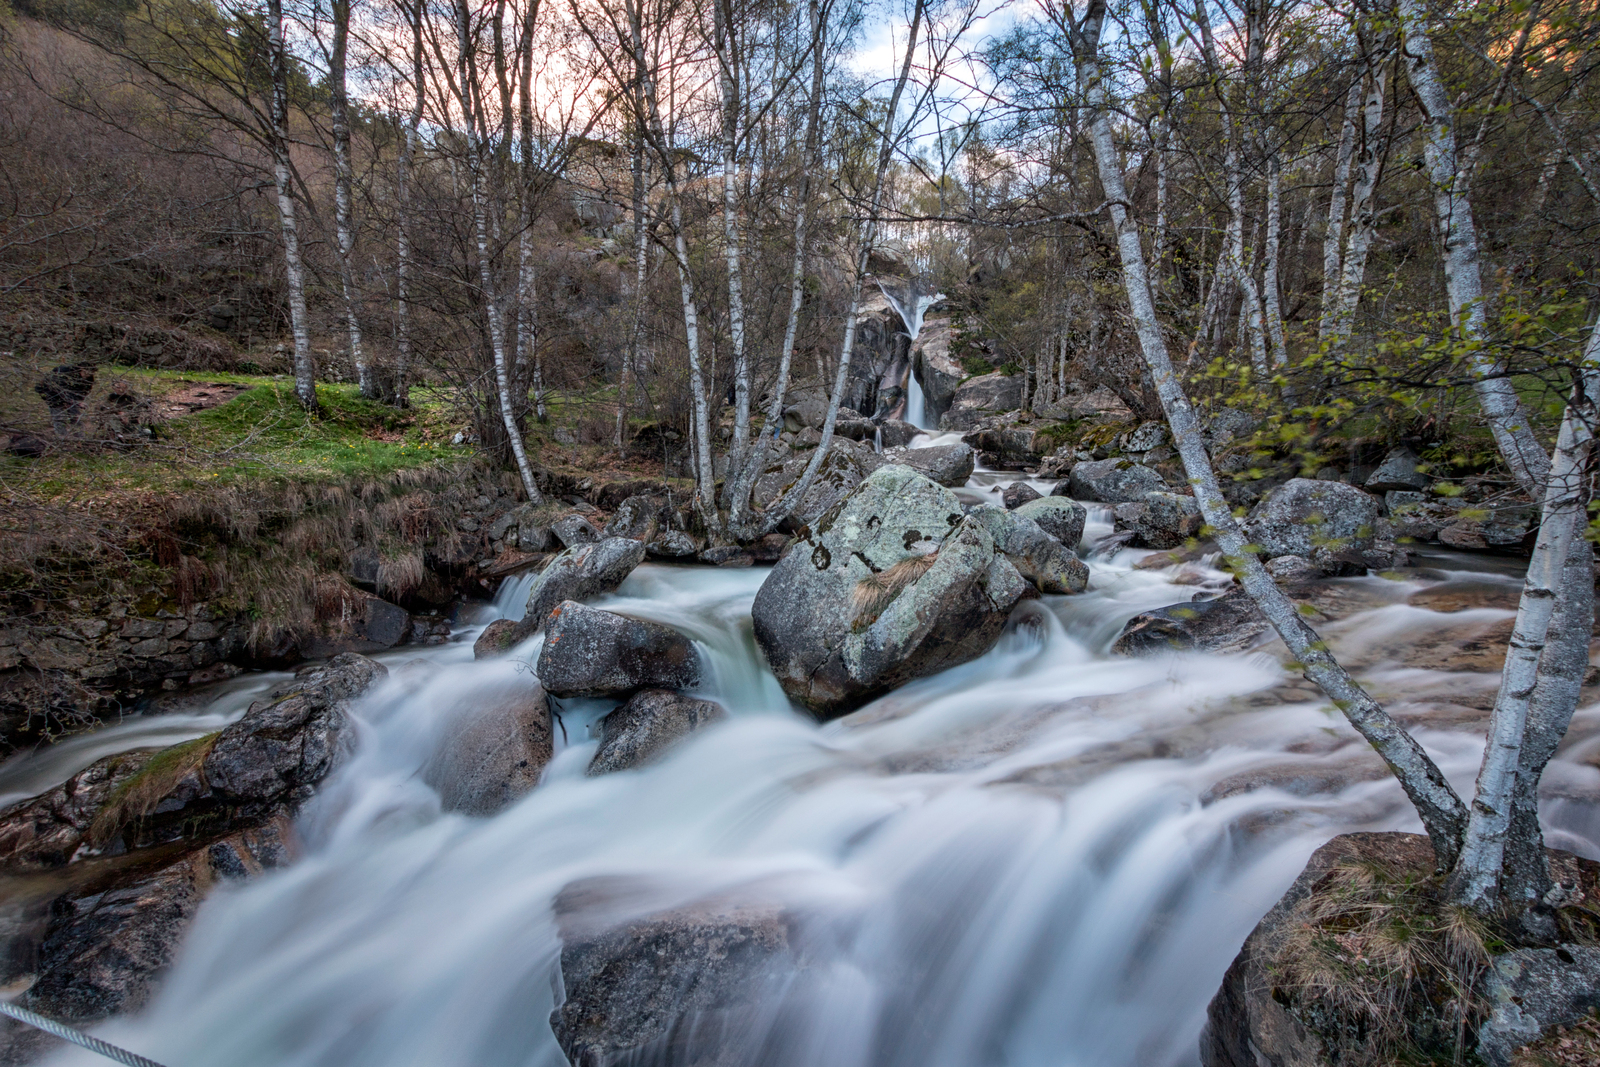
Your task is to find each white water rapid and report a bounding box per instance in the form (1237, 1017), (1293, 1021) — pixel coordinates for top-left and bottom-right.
(27, 468), (1600, 1067)
(877, 281), (944, 432)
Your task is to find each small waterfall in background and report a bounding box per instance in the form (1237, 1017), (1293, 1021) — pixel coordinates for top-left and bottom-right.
(877, 279), (944, 432)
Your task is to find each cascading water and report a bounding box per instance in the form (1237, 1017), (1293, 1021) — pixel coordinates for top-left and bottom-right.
(877, 281), (944, 432)
(27, 467), (1600, 1067)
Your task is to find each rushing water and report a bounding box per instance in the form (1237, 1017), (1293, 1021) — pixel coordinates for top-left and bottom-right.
(23, 463), (1600, 1067)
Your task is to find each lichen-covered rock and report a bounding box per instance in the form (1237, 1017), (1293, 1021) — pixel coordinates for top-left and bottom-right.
(426, 682), (552, 815)
(550, 879), (803, 1067)
(537, 602), (701, 698)
(552, 514), (602, 549)
(1111, 590), (1269, 656)
(939, 372), (1022, 431)
(473, 617), (522, 659)
(588, 690), (726, 776)
(1136, 492), (1203, 549)
(1013, 497), (1088, 549)
(751, 466), (1036, 719)
(967, 505), (1089, 595)
(859, 442), (976, 487)
(1245, 478), (1380, 560)
(1067, 459), (1166, 503)
(1364, 446), (1428, 492)
(603, 495), (668, 543)
(752, 442), (867, 532)
(646, 530), (700, 558)
(1479, 947), (1600, 1066)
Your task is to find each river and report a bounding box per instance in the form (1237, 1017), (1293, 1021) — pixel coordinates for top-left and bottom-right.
(25, 452), (1600, 1067)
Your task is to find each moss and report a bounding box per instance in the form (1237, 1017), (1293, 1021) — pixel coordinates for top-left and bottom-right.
(88, 731), (219, 847)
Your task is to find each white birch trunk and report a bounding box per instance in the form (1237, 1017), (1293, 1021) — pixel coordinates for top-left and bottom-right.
(1072, 0), (1470, 865)
(329, 0), (370, 398)
(1399, 0), (1551, 495)
(1263, 147), (1288, 369)
(715, 0), (751, 482)
(456, 0), (542, 505)
(1451, 332), (1600, 909)
(1318, 80), (1361, 343)
(267, 0), (317, 412)
(392, 0), (423, 408)
(618, 119), (648, 451)
(1327, 68), (1388, 348)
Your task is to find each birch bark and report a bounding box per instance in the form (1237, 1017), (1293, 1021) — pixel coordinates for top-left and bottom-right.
(1398, 0), (1551, 495)
(715, 0), (752, 482)
(329, 0), (371, 398)
(1327, 66), (1388, 348)
(267, 0), (318, 412)
(393, 0), (424, 407)
(1318, 80), (1360, 343)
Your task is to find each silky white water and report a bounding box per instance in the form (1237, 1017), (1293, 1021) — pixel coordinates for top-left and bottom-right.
(29, 490), (1600, 1067)
(878, 281), (943, 432)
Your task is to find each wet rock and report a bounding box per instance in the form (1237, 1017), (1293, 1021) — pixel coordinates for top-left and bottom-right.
(1245, 478), (1380, 560)
(913, 315), (962, 420)
(1001, 482), (1041, 510)
(647, 531), (700, 559)
(473, 618), (522, 659)
(551, 879), (803, 1067)
(751, 466), (1035, 719)
(1407, 580), (1522, 613)
(968, 505), (1089, 595)
(878, 418), (919, 449)
(0, 750), (157, 871)
(603, 496), (667, 543)
(1013, 497), (1087, 549)
(1264, 554), (1321, 585)
(1136, 492), (1202, 549)
(1439, 513), (1533, 550)
(491, 538), (650, 648)
(698, 546), (754, 567)
(588, 690), (726, 776)
(858, 442), (975, 488)
(1068, 459), (1166, 503)
(1387, 497), (1459, 542)
(939, 372), (1022, 431)
(303, 593), (413, 658)
(553, 514), (602, 549)
(427, 683), (552, 815)
(1364, 446), (1428, 492)
(537, 602), (701, 698)
(204, 653), (387, 818)
(19, 818), (295, 1026)
(1479, 947), (1600, 1066)
(1111, 589), (1270, 656)
(961, 427), (1044, 470)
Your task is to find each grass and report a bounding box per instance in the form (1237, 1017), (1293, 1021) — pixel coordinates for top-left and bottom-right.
(88, 732), (219, 848)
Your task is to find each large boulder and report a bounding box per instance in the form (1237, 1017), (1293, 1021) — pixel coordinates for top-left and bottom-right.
(1202, 833), (1600, 1067)
(537, 602), (701, 698)
(302, 592), (414, 658)
(1245, 478), (1380, 560)
(1001, 482), (1042, 510)
(1067, 459), (1167, 503)
(588, 690), (726, 776)
(912, 315), (962, 421)
(877, 418), (919, 449)
(603, 495), (669, 543)
(426, 682), (553, 815)
(961, 426), (1045, 470)
(1112, 590), (1270, 656)
(751, 466), (1036, 719)
(1013, 497), (1088, 548)
(479, 538), (650, 656)
(752, 442), (867, 532)
(967, 505), (1089, 595)
(552, 513), (602, 549)
(550, 880), (802, 1067)
(1364, 446), (1428, 492)
(857, 442), (976, 488)
(939, 372), (1023, 431)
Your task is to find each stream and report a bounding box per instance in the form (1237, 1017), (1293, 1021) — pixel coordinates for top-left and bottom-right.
(19, 452), (1600, 1067)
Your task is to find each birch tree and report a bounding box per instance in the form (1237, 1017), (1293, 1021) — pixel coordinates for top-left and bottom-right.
(267, 0), (319, 412)
(326, 0), (373, 398)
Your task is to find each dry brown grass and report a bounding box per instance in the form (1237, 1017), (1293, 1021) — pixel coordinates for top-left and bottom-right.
(1270, 859), (1498, 1065)
(851, 553), (938, 629)
(1514, 1012), (1600, 1066)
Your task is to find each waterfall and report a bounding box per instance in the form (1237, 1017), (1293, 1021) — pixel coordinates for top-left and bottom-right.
(877, 280), (944, 431)
(20, 472), (1598, 1067)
